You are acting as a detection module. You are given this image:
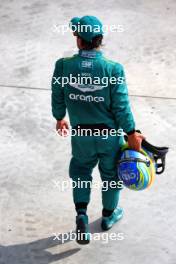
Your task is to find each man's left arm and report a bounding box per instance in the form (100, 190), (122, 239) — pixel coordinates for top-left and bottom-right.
(111, 63), (135, 134)
(111, 64), (145, 150)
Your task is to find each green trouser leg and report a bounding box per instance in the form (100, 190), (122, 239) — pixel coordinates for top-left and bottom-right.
(97, 135), (124, 211)
(98, 154), (122, 211)
(69, 135), (98, 204)
(69, 156), (97, 204)
(102, 186), (121, 211)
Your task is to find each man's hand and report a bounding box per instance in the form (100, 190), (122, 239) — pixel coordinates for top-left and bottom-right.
(56, 119), (69, 136)
(127, 131), (145, 151)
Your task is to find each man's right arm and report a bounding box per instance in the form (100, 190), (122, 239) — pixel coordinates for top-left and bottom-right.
(51, 58), (66, 120)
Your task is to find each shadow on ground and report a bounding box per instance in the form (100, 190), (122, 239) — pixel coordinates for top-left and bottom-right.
(0, 218), (102, 264)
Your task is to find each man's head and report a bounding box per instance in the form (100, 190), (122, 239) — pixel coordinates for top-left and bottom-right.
(69, 15), (103, 50)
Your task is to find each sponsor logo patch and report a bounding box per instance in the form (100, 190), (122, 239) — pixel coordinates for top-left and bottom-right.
(69, 93), (104, 102)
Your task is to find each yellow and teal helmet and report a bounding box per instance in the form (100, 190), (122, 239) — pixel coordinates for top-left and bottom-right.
(117, 140), (168, 191)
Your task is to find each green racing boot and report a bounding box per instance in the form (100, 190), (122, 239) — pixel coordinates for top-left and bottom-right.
(76, 214), (90, 245)
(101, 207), (124, 231)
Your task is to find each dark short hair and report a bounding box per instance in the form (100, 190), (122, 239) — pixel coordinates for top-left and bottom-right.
(78, 35), (103, 50)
